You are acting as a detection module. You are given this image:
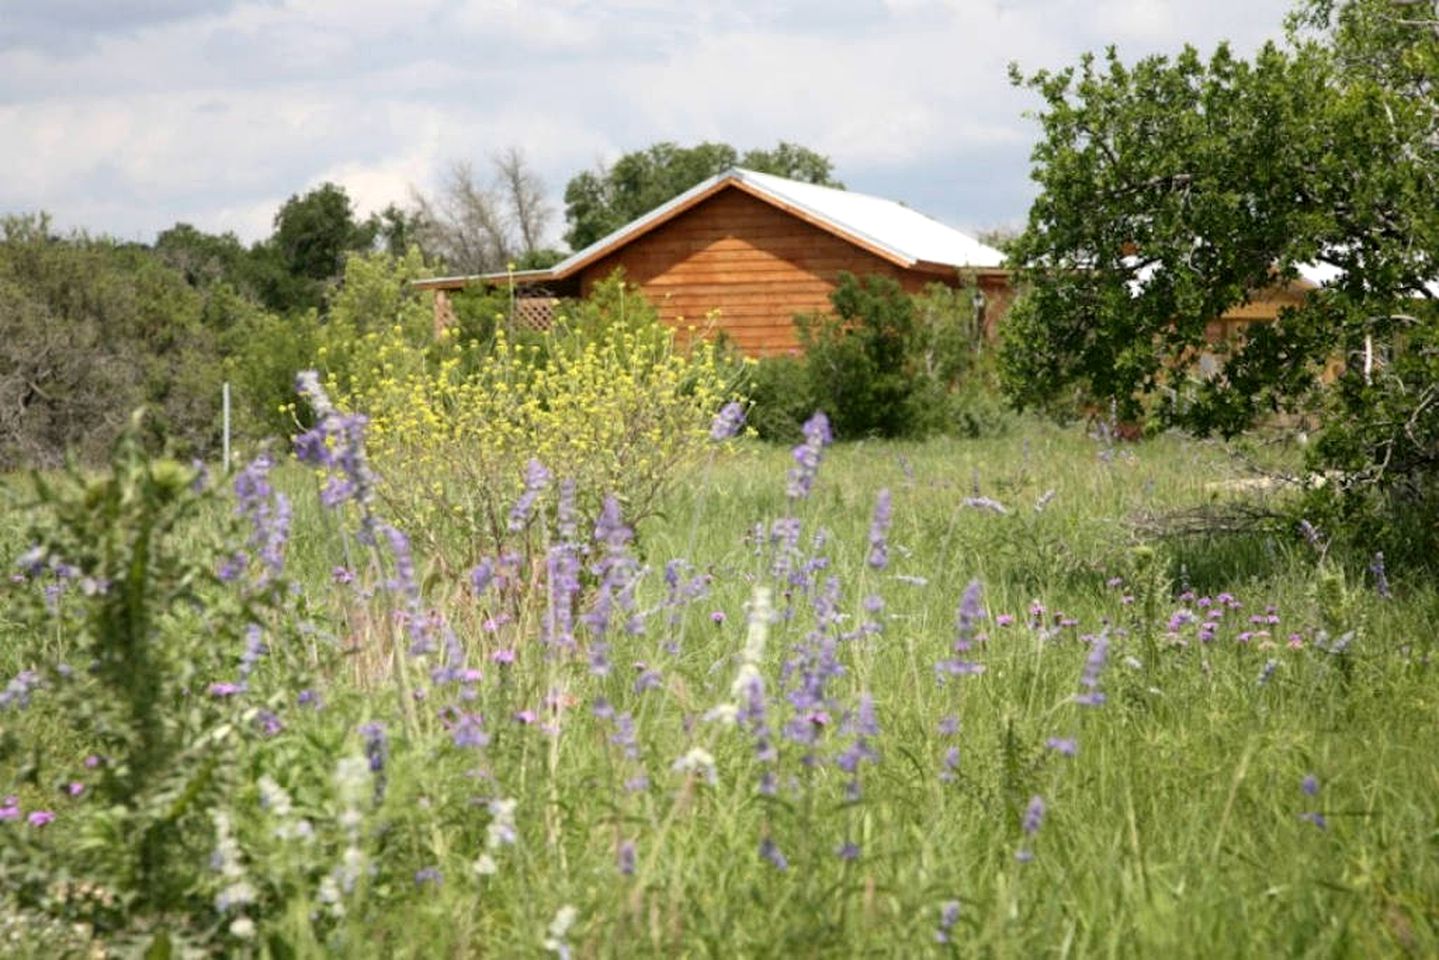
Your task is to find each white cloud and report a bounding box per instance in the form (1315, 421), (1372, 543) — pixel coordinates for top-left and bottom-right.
(0, 0), (1295, 243)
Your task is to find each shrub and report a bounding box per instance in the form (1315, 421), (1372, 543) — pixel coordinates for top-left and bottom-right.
(743, 354), (814, 443)
(322, 273), (741, 563)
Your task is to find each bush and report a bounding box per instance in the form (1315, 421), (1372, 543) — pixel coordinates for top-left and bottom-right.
(743, 354), (814, 443)
(744, 274), (1010, 442)
(322, 273), (741, 563)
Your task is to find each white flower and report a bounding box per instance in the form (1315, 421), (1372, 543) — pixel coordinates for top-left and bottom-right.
(543, 905), (579, 955)
(229, 917), (256, 940)
(473, 854), (498, 876)
(672, 747), (717, 784)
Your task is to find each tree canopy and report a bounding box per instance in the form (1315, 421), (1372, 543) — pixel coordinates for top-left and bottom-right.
(1000, 0), (1438, 558)
(562, 141), (842, 250)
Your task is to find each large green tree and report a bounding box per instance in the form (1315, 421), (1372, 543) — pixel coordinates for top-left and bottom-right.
(562, 141), (842, 250)
(1000, 0), (1438, 558)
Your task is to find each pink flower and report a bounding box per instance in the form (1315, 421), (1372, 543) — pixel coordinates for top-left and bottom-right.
(490, 649), (516, 665)
(0, 797), (20, 821)
(27, 810), (54, 827)
(67, 782), (84, 797)
(996, 614), (1015, 627)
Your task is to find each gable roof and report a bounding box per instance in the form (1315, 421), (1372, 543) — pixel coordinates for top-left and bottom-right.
(412, 167), (1007, 290)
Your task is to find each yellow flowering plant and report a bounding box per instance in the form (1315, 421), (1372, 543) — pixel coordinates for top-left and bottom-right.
(322, 271), (741, 564)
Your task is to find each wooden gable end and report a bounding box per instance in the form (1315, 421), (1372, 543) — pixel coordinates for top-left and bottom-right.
(577, 187), (941, 356)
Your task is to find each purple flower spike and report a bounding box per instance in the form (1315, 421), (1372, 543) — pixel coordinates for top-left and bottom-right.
(618, 840), (637, 875)
(1022, 795), (1046, 836)
(785, 412), (833, 499)
(710, 401), (746, 441)
(1301, 774), (1320, 797)
(759, 837), (789, 871)
(867, 488), (892, 570)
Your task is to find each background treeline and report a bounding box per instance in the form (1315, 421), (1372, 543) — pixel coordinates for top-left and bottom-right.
(0, 141), (841, 469)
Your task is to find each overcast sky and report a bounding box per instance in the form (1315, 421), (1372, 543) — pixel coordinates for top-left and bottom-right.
(0, 0), (1296, 248)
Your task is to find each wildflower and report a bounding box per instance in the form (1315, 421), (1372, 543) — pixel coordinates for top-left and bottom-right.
(359, 722), (388, 803)
(27, 810), (53, 827)
(543, 905), (579, 959)
(208, 682), (242, 697)
(672, 747), (717, 784)
(617, 839), (637, 875)
(786, 412), (833, 499)
(507, 459), (550, 533)
(710, 610), (726, 625)
(1034, 488), (1056, 511)
(0, 670), (41, 710)
(1045, 737), (1078, 756)
(1299, 811), (1328, 829)
(836, 841), (861, 861)
(414, 867), (442, 886)
(936, 900), (961, 944)
(1074, 631), (1110, 707)
(962, 495), (1009, 515)
(1022, 795), (1046, 835)
(1301, 774), (1320, 797)
(1258, 659), (1278, 685)
(867, 488), (892, 570)
(996, 613), (1015, 627)
(0, 797), (18, 820)
(759, 837), (789, 871)
(453, 713), (489, 748)
(709, 401), (746, 440)
(66, 781), (84, 797)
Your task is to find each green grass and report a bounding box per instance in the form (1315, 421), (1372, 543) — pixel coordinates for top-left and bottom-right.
(2, 418), (1436, 957)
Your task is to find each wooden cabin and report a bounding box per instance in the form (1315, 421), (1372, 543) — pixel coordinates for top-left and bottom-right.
(411, 168), (1011, 356)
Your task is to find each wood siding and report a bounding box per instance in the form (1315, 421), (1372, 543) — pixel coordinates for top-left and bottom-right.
(577, 189), (974, 356)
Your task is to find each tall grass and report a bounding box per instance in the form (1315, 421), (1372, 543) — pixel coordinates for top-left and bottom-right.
(0, 417), (1434, 957)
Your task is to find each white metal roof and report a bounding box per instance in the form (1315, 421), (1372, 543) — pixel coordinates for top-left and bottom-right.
(548, 167), (1007, 276)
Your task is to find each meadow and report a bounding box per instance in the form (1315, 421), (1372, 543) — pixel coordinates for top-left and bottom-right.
(2, 411), (1436, 957)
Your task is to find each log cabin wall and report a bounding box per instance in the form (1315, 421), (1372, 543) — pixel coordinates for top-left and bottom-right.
(577, 188), (965, 356)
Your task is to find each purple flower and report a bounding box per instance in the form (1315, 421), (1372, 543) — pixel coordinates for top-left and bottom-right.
(332, 566), (355, 585)
(1073, 631), (1110, 707)
(936, 900), (961, 944)
(710, 401), (746, 441)
(759, 837), (789, 871)
(414, 867), (442, 886)
(0, 798), (19, 821)
(27, 810), (54, 828)
(507, 459), (550, 534)
(208, 682), (242, 698)
(962, 495), (1009, 515)
(453, 713), (489, 748)
(1258, 659), (1278, 685)
(1045, 737), (1078, 757)
(617, 839), (637, 875)
(835, 841), (861, 861)
(66, 782), (84, 797)
(867, 488), (892, 570)
(1299, 812), (1328, 829)
(255, 710), (283, 737)
(1022, 795), (1046, 836)
(359, 722), (388, 802)
(785, 412), (832, 500)
(0, 670), (41, 710)
(710, 610), (726, 625)
(1301, 774), (1320, 797)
